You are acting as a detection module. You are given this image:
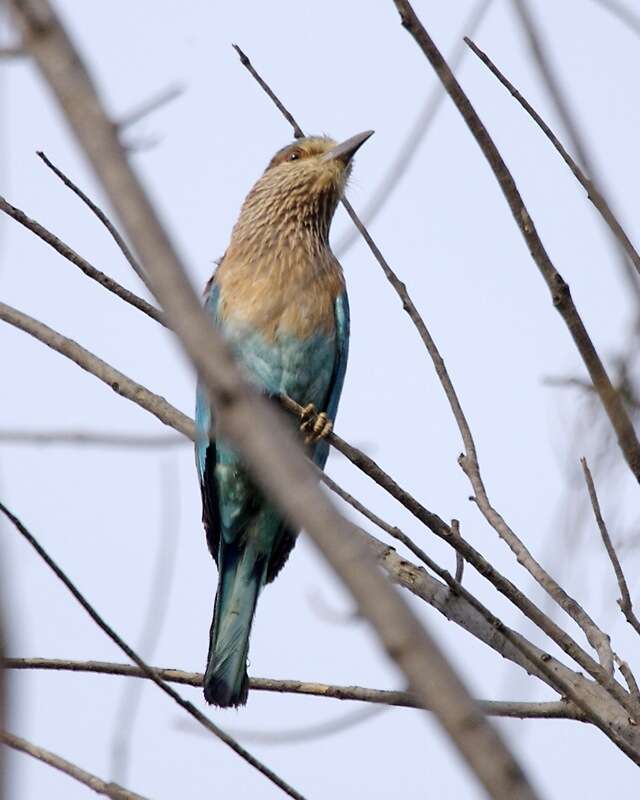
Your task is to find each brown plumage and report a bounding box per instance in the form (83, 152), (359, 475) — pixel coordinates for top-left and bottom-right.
(196, 131), (373, 707)
(215, 136), (351, 340)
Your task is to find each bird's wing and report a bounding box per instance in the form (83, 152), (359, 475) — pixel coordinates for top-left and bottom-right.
(195, 281), (221, 561)
(312, 288), (350, 469)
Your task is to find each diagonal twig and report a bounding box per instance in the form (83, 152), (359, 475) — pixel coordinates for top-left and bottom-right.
(231, 45), (303, 138)
(581, 458), (640, 641)
(1, 731), (148, 800)
(0, 501), (306, 800)
(0, 195), (164, 324)
(116, 83), (184, 131)
(36, 151), (147, 283)
(511, 0), (640, 313)
(334, 0), (493, 256)
(464, 36), (640, 283)
(588, 0), (640, 39)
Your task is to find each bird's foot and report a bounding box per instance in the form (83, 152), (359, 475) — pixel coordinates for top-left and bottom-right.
(299, 403), (333, 445)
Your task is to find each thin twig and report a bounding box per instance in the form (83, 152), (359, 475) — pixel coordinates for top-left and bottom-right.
(116, 84), (184, 131)
(211, 707), (388, 746)
(589, 0), (640, 38)
(581, 458), (640, 640)
(0, 195), (164, 324)
(4, 658), (586, 720)
(1, 731), (148, 800)
(511, 0), (640, 312)
(0, 429), (185, 448)
(451, 519), (464, 584)
(36, 151), (146, 283)
(231, 45), (304, 138)
(0, 501), (306, 800)
(464, 36), (640, 282)
(616, 656), (640, 704)
(334, 0), (493, 256)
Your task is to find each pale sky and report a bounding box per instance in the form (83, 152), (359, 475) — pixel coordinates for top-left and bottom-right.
(2, 1), (640, 797)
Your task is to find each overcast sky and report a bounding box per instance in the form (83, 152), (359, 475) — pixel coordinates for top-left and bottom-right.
(2, 1), (640, 797)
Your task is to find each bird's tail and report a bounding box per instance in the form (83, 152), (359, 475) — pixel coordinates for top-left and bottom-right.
(204, 541), (268, 707)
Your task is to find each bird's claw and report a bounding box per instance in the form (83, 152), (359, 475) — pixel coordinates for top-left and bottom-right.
(299, 403), (333, 445)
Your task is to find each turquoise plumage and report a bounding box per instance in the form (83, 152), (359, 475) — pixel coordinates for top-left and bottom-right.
(195, 131), (371, 707)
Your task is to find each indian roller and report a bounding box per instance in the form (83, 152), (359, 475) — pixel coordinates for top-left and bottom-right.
(195, 130), (373, 707)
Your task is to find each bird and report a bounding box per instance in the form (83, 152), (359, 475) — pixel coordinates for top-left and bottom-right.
(195, 129), (373, 707)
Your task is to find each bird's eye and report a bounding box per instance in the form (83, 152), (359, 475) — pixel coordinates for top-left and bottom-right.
(288, 151), (301, 161)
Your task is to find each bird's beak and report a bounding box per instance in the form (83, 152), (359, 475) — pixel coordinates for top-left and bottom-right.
(321, 130), (374, 165)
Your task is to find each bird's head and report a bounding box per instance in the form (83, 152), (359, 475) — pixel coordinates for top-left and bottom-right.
(230, 130), (373, 252)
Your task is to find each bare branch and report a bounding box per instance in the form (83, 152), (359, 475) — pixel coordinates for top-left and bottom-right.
(116, 83), (184, 131)
(581, 458), (640, 640)
(3, 658), (586, 720)
(391, 0), (640, 514)
(334, 0), (493, 256)
(0, 302), (190, 437)
(231, 45), (304, 137)
(214, 707), (388, 746)
(0, 502), (306, 800)
(451, 519), (464, 583)
(589, 0), (640, 38)
(0, 45), (23, 57)
(36, 151), (146, 283)
(8, 5), (539, 796)
(1, 731), (148, 800)
(511, 0), (640, 312)
(464, 36), (640, 283)
(0, 195), (164, 324)
(0, 429), (185, 448)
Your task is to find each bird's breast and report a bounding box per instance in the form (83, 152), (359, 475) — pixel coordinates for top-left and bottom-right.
(216, 250), (343, 341)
